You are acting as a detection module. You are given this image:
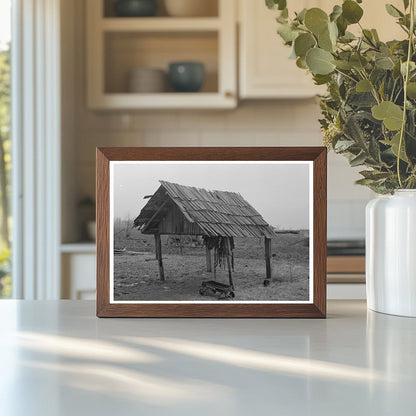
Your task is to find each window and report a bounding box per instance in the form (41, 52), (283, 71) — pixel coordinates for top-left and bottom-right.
(0, 0), (11, 298)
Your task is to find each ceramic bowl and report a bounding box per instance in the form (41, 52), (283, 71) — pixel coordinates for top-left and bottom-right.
(128, 68), (167, 93)
(168, 62), (205, 92)
(114, 0), (158, 17)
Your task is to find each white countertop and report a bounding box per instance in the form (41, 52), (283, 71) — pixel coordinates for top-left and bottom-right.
(0, 300), (415, 415)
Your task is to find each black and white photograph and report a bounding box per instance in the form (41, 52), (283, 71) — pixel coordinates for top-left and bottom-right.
(110, 161), (313, 303)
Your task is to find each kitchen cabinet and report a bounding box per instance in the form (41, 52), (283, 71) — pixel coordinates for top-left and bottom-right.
(327, 256), (366, 299)
(239, 0), (325, 99)
(86, 0), (404, 107)
(238, 0), (404, 99)
(61, 245), (96, 300)
(86, 0), (237, 109)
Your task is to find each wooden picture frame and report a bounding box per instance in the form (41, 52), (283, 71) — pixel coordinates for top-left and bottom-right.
(96, 147), (327, 318)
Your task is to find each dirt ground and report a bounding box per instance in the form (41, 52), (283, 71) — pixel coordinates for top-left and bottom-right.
(113, 225), (310, 302)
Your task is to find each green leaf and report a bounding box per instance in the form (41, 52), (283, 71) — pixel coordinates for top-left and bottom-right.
(333, 60), (353, 70)
(342, 0), (364, 24)
(294, 33), (316, 58)
(375, 55), (395, 70)
(334, 139), (355, 152)
(344, 114), (367, 147)
(399, 14), (411, 29)
(313, 74), (332, 85)
(407, 82), (416, 99)
(328, 21), (338, 45)
(369, 136), (382, 163)
(306, 48), (335, 75)
(266, 0), (287, 11)
(350, 54), (368, 70)
(350, 152), (368, 167)
(393, 60), (402, 79)
(276, 14), (287, 24)
(336, 15), (348, 36)
(360, 170), (392, 181)
(372, 101), (404, 131)
(296, 8), (307, 23)
(265, 0), (275, 9)
(356, 79), (372, 92)
(330, 5), (343, 22)
(277, 23), (298, 43)
(363, 29), (376, 46)
(349, 92), (377, 107)
(339, 31), (356, 43)
(371, 29), (380, 42)
(355, 178), (376, 186)
(378, 78), (386, 100)
(278, 0), (287, 9)
(403, 0), (410, 10)
(401, 61), (416, 76)
(382, 132), (409, 162)
(318, 27), (334, 52)
(385, 4), (404, 18)
(296, 57), (308, 69)
(304, 8), (329, 35)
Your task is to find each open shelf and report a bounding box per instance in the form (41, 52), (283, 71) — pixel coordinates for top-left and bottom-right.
(104, 31), (218, 94)
(101, 17), (221, 32)
(61, 242), (96, 254)
(91, 92), (234, 109)
(103, 0), (219, 18)
(87, 0), (236, 109)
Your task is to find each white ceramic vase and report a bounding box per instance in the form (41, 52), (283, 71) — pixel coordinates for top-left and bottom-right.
(366, 190), (416, 317)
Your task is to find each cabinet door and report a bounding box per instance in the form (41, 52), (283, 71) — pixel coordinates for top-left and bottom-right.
(239, 0), (403, 99)
(239, 0), (326, 99)
(62, 253), (96, 300)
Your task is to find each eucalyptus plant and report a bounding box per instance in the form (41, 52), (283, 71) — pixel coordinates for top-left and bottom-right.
(266, 0), (416, 193)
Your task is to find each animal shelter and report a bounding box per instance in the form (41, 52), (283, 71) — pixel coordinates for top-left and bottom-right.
(134, 180), (276, 295)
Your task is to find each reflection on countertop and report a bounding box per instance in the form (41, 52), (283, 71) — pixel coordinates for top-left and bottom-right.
(0, 300), (416, 415)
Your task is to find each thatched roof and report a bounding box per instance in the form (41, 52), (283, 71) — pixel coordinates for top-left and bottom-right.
(134, 180), (276, 238)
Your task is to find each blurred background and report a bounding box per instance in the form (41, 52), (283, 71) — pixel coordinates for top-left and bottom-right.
(1, 0), (404, 300)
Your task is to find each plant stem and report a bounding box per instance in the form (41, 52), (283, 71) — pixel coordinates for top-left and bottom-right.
(359, 69), (381, 104)
(334, 68), (358, 84)
(397, 0), (415, 188)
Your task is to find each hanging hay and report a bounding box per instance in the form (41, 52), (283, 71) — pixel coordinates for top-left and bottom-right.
(203, 236), (234, 270)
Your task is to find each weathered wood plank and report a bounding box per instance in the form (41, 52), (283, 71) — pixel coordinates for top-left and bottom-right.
(264, 237), (272, 286)
(225, 238), (234, 289)
(142, 199), (169, 233)
(205, 245), (212, 272)
(154, 234), (158, 260)
(155, 234), (165, 281)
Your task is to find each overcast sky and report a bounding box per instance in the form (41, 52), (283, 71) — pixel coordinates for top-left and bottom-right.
(112, 162), (311, 230)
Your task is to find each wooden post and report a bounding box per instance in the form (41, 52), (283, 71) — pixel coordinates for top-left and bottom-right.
(225, 238), (234, 289)
(264, 237), (272, 286)
(226, 255), (234, 289)
(154, 235), (159, 260)
(154, 234), (165, 281)
(213, 249), (217, 280)
(205, 245), (212, 272)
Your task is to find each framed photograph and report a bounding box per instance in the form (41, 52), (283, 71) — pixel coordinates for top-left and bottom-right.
(96, 147), (327, 318)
